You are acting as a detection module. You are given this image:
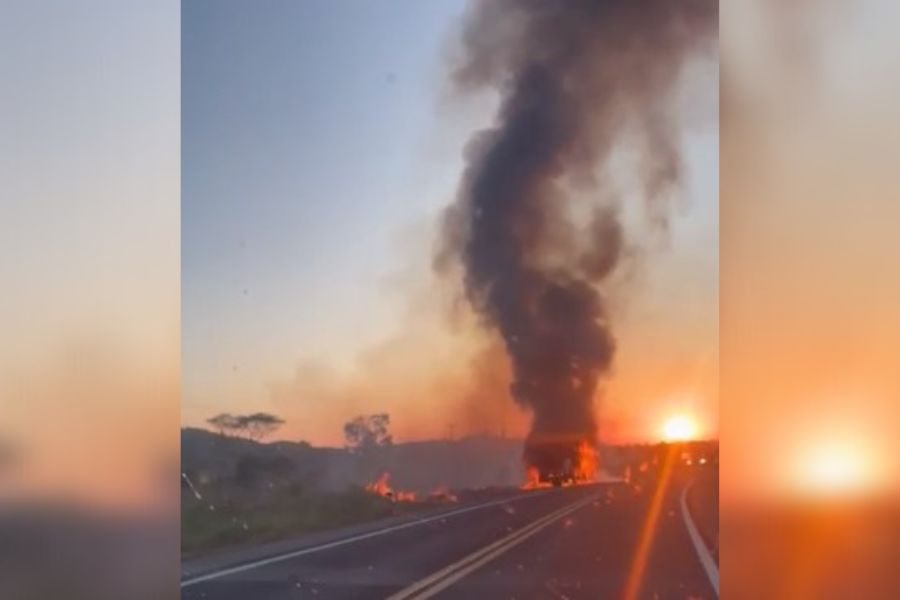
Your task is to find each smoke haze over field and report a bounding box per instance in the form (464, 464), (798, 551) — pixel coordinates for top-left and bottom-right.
(441, 0), (717, 472)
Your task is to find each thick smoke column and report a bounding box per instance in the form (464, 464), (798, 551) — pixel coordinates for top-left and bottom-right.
(442, 0), (716, 475)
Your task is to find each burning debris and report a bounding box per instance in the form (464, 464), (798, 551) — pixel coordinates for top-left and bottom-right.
(429, 485), (459, 503)
(365, 472), (417, 502)
(364, 473), (459, 504)
(441, 0), (716, 483)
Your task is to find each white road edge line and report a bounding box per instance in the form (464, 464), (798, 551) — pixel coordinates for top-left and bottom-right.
(387, 493), (600, 600)
(680, 483), (719, 597)
(180, 490), (553, 587)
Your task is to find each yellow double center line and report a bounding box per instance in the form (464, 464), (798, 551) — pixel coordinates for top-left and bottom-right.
(388, 492), (599, 600)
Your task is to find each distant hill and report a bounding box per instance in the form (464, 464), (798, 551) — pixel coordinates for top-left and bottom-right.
(181, 427), (527, 493)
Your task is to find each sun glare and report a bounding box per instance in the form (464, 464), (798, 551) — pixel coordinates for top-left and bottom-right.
(801, 443), (871, 497)
(662, 415), (697, 442)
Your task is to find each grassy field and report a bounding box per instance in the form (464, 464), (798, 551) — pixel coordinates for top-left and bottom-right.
(182, 483), (435, 558)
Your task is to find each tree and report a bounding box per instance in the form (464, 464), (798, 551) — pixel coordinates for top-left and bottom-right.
(344, 413), (393, 452)
(239, 412), (285, 441)
(207, 413), (241, 436)
(206, 412), (285, 441)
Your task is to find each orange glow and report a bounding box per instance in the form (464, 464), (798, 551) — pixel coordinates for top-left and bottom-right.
(429, 485), (459, 503)
(520, 441), (599, 489)
(394, 489), (418, 502)
(807, 448), (866, 492)
(522, 466), (551, 490)
(365, 472), (418, 502)
(792, 439), (879, 499)
(573, 441), (599, 482)
(662, 414), (698, 442)
(365, 472), (392, 496)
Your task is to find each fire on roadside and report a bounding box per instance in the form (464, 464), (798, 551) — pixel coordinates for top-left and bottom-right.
(429, 484), (459, 503)
(573, 441), (599, 481)
(522, 466), (552, 490)
(365, 472), (418, 502)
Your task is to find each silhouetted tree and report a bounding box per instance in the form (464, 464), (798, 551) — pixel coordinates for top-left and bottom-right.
(207, 412), (284, 441)
(239, 412), (285, 441)
(207, 413), (241, 436)
(344, 413), (393, 452)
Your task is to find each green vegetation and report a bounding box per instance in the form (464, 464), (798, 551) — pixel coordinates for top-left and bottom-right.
(183, 413), (420, 557)
(180, 421), (527, 558)
(182, 483), (421, 557)
(181, 438), (442, 558)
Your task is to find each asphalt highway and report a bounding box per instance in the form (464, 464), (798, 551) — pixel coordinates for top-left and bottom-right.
(182, 472), (716, 599)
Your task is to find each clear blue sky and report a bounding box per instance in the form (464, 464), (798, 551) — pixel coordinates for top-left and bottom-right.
(182, 1), (472, 419)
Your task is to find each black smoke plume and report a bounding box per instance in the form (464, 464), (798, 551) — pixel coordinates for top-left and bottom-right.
(440, 0), (717, 475)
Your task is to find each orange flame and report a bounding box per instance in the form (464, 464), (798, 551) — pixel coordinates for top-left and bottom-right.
(394, 489), (418, 502)
(573, 441), (599, 482)
(429, 485), (459, 503)
(522, 466), (552, 490)
(521, 442), (599, 489)
(365, 472), (418, 502)
(365, 472), (391, 496)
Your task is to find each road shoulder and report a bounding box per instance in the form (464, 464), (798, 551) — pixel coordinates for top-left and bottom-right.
(182, 490), (553, 585)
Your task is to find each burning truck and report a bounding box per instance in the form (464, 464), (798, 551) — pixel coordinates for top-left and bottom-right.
(524, 439), (600, 488)
(536, 456), (579, 487)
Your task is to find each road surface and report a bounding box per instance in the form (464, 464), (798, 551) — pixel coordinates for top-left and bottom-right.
(182, 471), (716, 599)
